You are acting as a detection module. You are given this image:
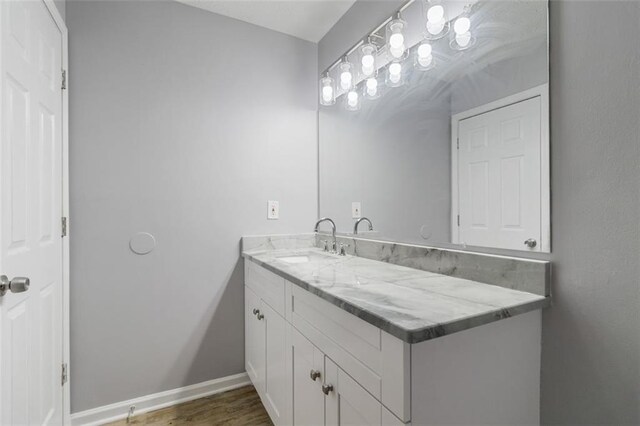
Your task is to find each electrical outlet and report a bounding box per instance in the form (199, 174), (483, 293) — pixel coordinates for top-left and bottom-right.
(352, 202), (362, 219)
(268, 200), (279, 220)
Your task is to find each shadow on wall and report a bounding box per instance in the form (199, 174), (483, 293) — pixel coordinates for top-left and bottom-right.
(167, 251), (246, 389)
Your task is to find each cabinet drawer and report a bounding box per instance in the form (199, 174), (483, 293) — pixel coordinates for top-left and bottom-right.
(291, 285), (381, 372)
(245, 259), (286, 316)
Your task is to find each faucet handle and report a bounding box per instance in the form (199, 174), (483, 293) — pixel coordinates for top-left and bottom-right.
(339, 243), (350, 256)
(320, 239), (329, 251)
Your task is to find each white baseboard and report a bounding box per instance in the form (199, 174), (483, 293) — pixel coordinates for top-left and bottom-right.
(71, 372), (250, 426)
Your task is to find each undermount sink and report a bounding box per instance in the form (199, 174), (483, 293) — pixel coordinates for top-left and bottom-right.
(276, 252), (329, 264)
(277, 255), (311, 264)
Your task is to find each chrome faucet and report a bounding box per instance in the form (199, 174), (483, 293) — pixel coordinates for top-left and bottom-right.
(314, 217), (337, 253)
(353, 217), (373, 235)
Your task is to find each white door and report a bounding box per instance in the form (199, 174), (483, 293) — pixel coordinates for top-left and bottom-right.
(0, 0), (64, 424)
(325, 358), (381, 426)
(457, 96), (542, 251)
(262, 301), (290, 426)
(244, 286), (264, 393)
(292, 328), (324, 426)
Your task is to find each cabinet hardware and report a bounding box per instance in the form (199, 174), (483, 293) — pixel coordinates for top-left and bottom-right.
(257, 313), (264, 320)
(524, 238), (537, 248)
(322, 384), (334, 395)
(310, 370), (321, 381)
(252, 308), (260, 316)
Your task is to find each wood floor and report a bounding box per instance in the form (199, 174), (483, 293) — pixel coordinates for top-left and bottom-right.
(105, 385), (273, 426)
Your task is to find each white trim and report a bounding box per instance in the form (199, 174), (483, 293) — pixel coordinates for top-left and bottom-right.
(70, 372), (251, 426)
(450, 84), (551, 253)
(41, 1), (71, 424)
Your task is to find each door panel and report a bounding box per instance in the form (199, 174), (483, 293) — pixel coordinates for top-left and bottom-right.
(244, 286), (264, 393)
(262, 301), (289, 426)
(292, 328), (324, 426)
(458, 96), (541, 251)
(325, 358), (381, 426)
(1, 0), (64, 424)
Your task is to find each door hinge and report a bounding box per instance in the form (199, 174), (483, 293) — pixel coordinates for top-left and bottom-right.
(61, 217), (68, 237)
(457, 215), (460, 226)
(61, 69), (67, 90)
(61, 363), (68, 386)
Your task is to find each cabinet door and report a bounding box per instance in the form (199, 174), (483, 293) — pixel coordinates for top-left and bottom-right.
(262, 301), (291, 426)
(292, 328), (325, 426)
(325, 358), (381, 426)
(245, 286), (265, 393)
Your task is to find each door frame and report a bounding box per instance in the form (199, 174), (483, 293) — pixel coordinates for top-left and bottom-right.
(451, 84), (550, 252)
(42, 1), (71, 422)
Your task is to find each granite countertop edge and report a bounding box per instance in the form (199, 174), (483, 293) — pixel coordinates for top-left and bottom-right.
(242, 251), (550, 344)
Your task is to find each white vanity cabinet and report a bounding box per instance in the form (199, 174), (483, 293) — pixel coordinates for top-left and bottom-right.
(244, 262), (291, 426)
(292, 327), (401, 426)
(245, 258), (542, 426)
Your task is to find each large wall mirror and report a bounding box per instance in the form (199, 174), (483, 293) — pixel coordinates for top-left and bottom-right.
(319, 0), (549, 253)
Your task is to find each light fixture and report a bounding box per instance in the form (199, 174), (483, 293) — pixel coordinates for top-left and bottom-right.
(358, 37), (378, 79)
(363, 76), (381, 100)
(344, 89), (361, 111)
(386, 13), (408, 60)
(319, 73), (336, 106)
(338, 58), (355, 91)
(450, 7), (476, 50)
(414, 41), (435, 71)
(386, 60), (405, 88)
(422, 0), (449, 40)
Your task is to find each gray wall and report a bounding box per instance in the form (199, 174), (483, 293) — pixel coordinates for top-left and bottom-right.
(67, 0), (317, 413)
(53, 0), (65, 22)
(541, 1), (639, 423)
(319, 0), (640, 423)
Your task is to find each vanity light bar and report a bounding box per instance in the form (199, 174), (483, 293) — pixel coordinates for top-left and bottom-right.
(320, 0), (477, 109)
(322, 0), (416, 76)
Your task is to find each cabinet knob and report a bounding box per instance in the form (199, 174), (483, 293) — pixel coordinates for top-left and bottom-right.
(257, 313), (264, 320)
(524, 238), (537, 248)
(252, 308), (260, 316)
(310, 370), (321, 381)
(321, 384), (334, 395)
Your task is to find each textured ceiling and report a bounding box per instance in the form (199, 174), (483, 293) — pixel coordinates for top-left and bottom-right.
(174, 0), (357, 42)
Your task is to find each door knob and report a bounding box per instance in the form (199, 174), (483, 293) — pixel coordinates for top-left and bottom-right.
(0, 275), (30, 296)
(321, 384), (334, 395)
(310, 370), (321, 381)
(524, 239), (537, 248)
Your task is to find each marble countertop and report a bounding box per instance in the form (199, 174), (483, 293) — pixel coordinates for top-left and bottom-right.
(242, 247), (550, 344)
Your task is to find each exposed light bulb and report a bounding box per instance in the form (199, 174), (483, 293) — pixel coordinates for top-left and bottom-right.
(361, 54), (375, 68)
(340, 71), (353, 89)
(347, 91), (359, 107)
(427, 4), (444, 22)
(388, 62), (402, 83)
(389, 45), (405, 59)
(454, 17), (471, 35)
(322, 86), (333, 102)
(362, 65), (375, 76)
(417, 43), (432, 58)
(366, 78), (378, 96)
(389, 32), (404, 49)
(455, 32), (471, 47)
(418, 55), (433, 68)
(426, 19), (445, 36)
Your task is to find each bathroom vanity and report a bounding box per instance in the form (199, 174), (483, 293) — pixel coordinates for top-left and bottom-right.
(242, 234), (550, 425)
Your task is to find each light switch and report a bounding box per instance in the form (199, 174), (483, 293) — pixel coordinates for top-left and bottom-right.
(352, 202), (362, 219)
(268, 200), (279, 220)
